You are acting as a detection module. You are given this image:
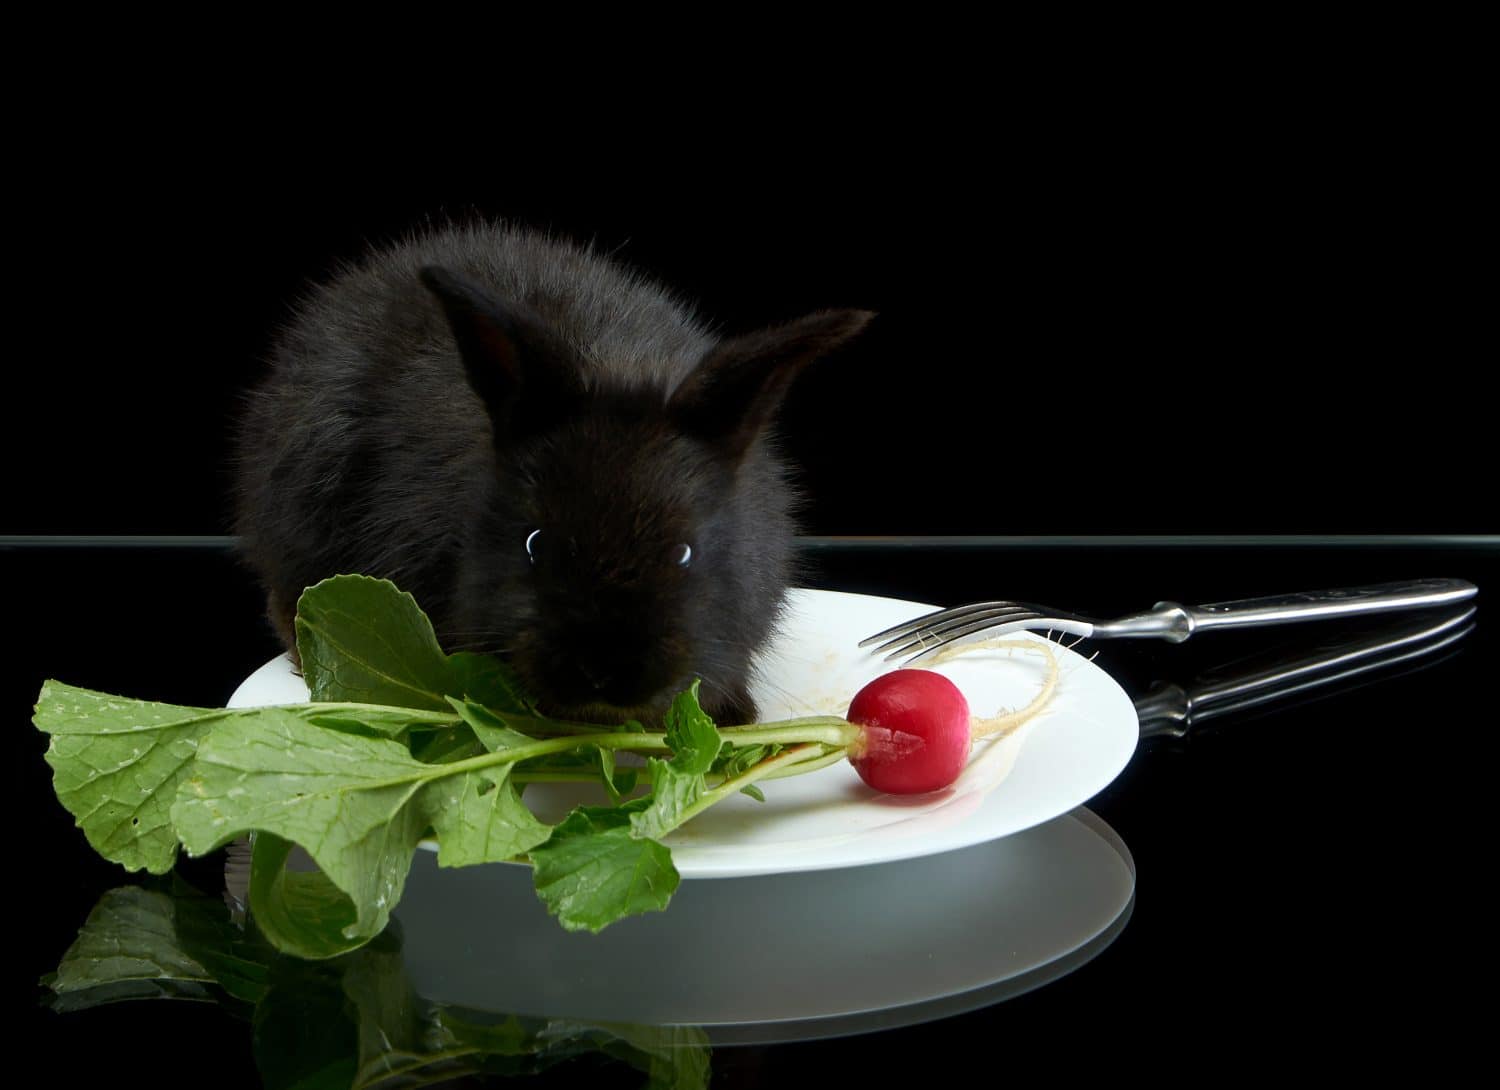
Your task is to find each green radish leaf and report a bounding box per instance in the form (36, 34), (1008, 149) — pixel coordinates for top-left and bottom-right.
(530, 807), (679, 933)
(426, 764), (553, 868)
(172, 709), (441, 952)
(36, 575), (761, 953)
(716, 743), (780, 802)
(172, 706), (554, 952)
(448, 651), (539, 716)
(630, 764), (701, 842)
(293, 705), (445, 739)
(596, 746), (643, 804)
(628, 682), (722, 841)
(34, 681), (232, 874)
(446, 696), (537, 753)
(713, 741), (782, 780)
(293, 574), (542, 724)
(662, 681), (719, 771)
(248, 833), (367, 960)
(408, 725), (487, 764)
(294, 575), (452, 711)
(597, 746), (622, 804)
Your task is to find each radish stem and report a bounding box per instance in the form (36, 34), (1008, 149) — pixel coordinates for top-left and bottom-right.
(757, 745), (847, 780)
(718, 718), (861, 748)
(672, 743), (825, 827)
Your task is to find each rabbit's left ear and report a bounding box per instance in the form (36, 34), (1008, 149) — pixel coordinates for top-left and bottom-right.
(420, 265), (582, 444)
(670, 309), (875, 459)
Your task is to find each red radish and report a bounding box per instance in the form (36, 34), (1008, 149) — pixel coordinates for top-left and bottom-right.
(716, 639), (1057, 798)
(846, 669), (972, 795)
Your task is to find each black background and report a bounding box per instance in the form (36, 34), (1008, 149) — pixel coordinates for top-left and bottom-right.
(6, 75), (1490, 536)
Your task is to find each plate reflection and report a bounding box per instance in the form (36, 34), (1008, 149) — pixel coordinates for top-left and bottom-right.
(395, 806), (1134, 1042)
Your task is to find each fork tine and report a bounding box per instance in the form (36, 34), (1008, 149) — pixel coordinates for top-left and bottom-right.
(882, 610), (1044, 662)
(866, 604), (1034, 657)
(858, 600), (1024, 648)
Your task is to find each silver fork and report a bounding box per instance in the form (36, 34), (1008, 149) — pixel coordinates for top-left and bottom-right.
(860, 578), (1479, 664)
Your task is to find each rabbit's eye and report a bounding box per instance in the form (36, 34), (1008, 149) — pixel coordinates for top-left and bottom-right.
(671, 543), (693, 568)
(527, 530), (578, 566)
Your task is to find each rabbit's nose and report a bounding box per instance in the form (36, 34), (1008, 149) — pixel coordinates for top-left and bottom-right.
(578, 663), (613, 692)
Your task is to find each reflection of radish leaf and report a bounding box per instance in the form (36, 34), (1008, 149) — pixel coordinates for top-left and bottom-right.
(45, 877), (712, 1087)
(43, 885), (218, 1006)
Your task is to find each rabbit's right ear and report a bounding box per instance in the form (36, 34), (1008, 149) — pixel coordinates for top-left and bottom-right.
(420, 266), (581, 441)
(670, 308), (876, 461)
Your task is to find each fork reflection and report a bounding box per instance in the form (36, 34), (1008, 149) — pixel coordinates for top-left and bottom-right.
(1134, 604), (1477, 740)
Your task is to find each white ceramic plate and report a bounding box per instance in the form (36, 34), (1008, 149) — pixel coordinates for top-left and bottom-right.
(227, 588), (1139, 878)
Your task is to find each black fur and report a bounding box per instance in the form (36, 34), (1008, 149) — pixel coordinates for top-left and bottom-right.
(233, 221), (873, 725)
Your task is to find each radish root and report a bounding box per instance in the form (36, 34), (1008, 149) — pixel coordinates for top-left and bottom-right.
(913, 636), (1062, 741)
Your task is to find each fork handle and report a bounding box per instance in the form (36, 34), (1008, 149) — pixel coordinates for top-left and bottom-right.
(1095, 578), (1478, 643)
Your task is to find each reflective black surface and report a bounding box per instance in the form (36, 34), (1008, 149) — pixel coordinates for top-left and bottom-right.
(11, 538), (1490, 1086)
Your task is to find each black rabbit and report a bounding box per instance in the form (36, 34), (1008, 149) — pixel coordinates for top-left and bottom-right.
(233, 221), (873, 725)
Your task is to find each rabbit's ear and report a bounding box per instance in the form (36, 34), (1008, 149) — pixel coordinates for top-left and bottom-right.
(420, 266), (581, 441)
(670, 309), (875, 459)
